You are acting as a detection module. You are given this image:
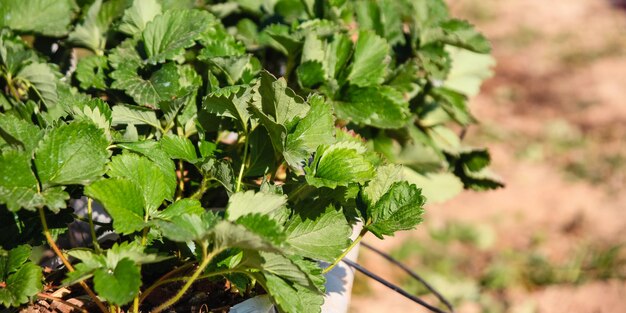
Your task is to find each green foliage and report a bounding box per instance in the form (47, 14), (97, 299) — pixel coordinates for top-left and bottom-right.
(0, 0), (495, 312)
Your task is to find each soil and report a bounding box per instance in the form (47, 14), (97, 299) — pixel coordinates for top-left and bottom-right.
(351, 0), (626, 312)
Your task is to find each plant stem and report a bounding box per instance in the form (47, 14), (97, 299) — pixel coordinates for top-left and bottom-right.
(140, 269), (234, 302)
(322, 227), (368, 274)
(139, 262), (194, 303)
(37, 207), (108, 313)
(151, 250), (221, 313)
(235, 134), (249, 193)
(86, 198), (101, 254)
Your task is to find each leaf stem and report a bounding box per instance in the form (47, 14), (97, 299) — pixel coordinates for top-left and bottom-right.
(235, 134), (249, 193)
(37, 207), (108, 313)
(151, 249), (221, 313)
(322, 227), (368, 274)
(86, 198), (101, 254)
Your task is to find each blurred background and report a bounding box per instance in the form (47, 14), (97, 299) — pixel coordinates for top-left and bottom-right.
(350, 0), (626, 312)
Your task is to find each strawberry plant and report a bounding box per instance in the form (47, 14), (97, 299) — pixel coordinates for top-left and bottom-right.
(0, 0), (498, 312)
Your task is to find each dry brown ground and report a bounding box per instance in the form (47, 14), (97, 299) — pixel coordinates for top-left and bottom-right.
(351, 0), (626, 312)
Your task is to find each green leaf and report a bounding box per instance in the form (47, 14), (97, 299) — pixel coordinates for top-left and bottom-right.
(213, 217), (283, 252)
(363, 164), (403, 206)
(199, 158), (236, 193)
(305, 142), (375, 188)
(68, 0), (128, 53)
(246, 127), (276, 177)
(284, 95), (335, 167)
(34, 121), (110, 187)
(154, 211), (218, 242)
(93, 258), (141, 306)
(117, 140), (177, 197)
(16, 62), (58, 107)
(203, 85), (252, 131)
(226, 191), (288, 222)
(0, 245), (43, 307)
(263, 273), (323, 313)
(107, 153), (172, 214)
(0, 262), (42, 307)
(111, 104), (160, 129)
(423, 19), (491, 54)
(0, 245), (31, 278)
(336, 86), (410, 129)
(110, 62), (181, 109)
(366, 181), (425, 239)
(259, 252), (315, 288)
(346, 31), (390, 87)
(85, 178), (146, 234)
(142, 9), (214, 64)
(297, 61), (325, 88)
(402, 168), (463, 204)
(75, 55), (109, 91)
(0, 113), (43, 154)
(160, 135), (197, 162)
(444, 47), (495, 97)
(0, 151), (70, 212)
(249, 104), (288, 156)
(0, 0), (73, 37)
(252, 71), (309, 126)
(119, 0), (162, 36)
(285, 205), (351, 262)
(156, 199), (204, 220)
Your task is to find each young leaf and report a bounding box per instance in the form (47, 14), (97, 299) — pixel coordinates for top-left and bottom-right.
(366, 181), (425, 239)
(93, 258), (141, 306)
(0, 0), (73, 37)
(284, 205), (351, 262)
(346, 31), (390, 87)
(305, 142), (375, 188)
(142, 10), (214, 64)
(34, 121), (110, 188)
(226, 191), (288, 222)
(119, 0), (162, 36)
(85, 178), (146, 234)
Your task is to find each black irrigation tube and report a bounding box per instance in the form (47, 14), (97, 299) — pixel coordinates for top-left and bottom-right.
(342, 258), (448, 313)
(361, 241), (455, 313)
